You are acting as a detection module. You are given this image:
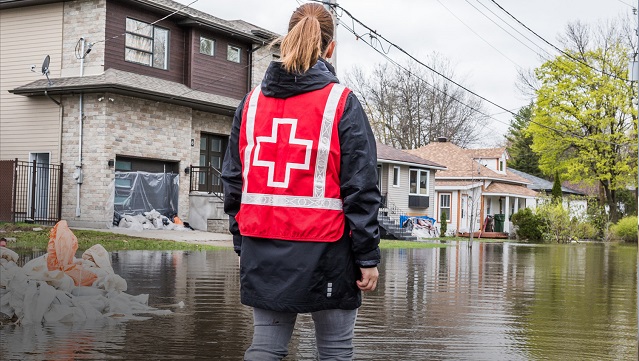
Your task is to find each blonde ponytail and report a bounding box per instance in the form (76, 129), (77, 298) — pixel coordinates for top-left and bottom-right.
(278, 4), (334, 74)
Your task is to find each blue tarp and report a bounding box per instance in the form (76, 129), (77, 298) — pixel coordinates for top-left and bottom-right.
(400, 215), (436, 228)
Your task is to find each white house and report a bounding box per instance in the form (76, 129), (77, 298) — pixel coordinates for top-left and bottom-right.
(407, 138), (539, 236)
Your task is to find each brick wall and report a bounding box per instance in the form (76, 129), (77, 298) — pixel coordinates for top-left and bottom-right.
(190, 110), (233, 166)
(61, 0), (106, 77)
(61, 93), (193, 227)
(251, 44), (278, 89)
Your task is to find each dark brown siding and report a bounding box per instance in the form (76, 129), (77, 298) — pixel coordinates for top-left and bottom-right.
(190, 28), (250, 100)
(105, 0), (185, 84)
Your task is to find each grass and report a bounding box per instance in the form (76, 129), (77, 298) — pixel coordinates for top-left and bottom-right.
(380, 237), (509, 249)
(0, 223), (226, 252)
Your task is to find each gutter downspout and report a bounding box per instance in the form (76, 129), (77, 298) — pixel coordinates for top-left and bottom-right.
(75, 38), (85, 217)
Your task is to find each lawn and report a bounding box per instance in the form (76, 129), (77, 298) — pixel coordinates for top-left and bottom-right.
(0, 223), (225, 252)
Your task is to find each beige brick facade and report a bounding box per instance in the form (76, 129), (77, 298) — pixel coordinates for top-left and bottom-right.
(61, 0), (106, 77)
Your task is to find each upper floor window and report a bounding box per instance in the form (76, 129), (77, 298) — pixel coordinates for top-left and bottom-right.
(499, 160), (504, 172)
(227, 45), (241, 63)
(409, 169), (429, 195)
(125, 18), (169, 70)
(393, 166), (400, 187)
(200, 36), (215, 56)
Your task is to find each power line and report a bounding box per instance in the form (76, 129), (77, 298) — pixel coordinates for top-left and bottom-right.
(488, 0), (630, 83)
(615, 0), (634, 8)
(90, 0), (199, 48)
(311, 0), (630, 147)
(471, 0), (553, 58)
(434, 0), (522, 68)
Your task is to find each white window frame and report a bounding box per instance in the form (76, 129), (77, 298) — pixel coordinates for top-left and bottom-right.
(227, 45), (241, 63)
(408, 168), (430, 195)
(125, 17), (169, 70)
(439, 193), (452, 223)
(199, 36), (215, 56)
(392, 166), (400, 187)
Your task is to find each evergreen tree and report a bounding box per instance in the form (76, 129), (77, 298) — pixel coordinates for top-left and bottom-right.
(551, 170), (562, 203)
(440, 211), (448, 237)
(505, 104), (543, 177)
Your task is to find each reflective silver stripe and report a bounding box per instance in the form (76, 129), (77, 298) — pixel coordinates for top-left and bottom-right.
(314, 84), (348, 198)
(242, 193), (343, 211)
(242, 88), (261, 193)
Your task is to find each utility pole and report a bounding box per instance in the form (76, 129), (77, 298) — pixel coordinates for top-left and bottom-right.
(324, 0), (337, 70)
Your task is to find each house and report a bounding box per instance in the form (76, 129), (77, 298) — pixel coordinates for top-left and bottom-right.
(0, 0), (279, 230)
(376, 142), (446, 239)
(509, 168), (588, 217)
(407, 138), (539, 236)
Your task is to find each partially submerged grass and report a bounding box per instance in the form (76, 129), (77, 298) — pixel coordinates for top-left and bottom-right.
(380, 239), (450, 249)
(0, 223), (225, 252)
(380, 237), (509, 249)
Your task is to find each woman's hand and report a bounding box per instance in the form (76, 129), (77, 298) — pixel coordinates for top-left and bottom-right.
(357, 267), (379, 292)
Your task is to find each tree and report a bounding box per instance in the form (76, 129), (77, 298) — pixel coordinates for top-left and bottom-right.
(505, 104), (543, 177)
(527, 21), (637, 222)
(551, 171), (563, 203)
(440, 211), (448, 237)
(346, 55), (489, 149)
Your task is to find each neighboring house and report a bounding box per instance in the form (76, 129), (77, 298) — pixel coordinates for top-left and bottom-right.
(0, 0), (278, 230)
(407, 138), (539, 235)
(376, 142), (446, 239)
(509, 168), (588, 217)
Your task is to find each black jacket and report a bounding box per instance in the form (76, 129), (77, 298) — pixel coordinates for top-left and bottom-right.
(221, 59), (381, 313)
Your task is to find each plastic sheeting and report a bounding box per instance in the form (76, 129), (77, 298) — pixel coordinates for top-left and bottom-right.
(0, 221), (169, 325)
(114, 171), (178, 218)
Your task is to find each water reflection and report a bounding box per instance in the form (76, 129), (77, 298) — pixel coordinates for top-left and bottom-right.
(1, 242), (636, 360)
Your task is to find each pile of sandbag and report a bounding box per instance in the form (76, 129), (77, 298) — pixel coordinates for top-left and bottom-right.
(116, 209), (190, 231)
(0, 221), (169, 325)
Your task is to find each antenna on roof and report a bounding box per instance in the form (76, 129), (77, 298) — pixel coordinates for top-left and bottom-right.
(41, 55), (51, 86)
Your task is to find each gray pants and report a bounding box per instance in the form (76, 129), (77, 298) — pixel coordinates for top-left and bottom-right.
(244, 307), (358, 361)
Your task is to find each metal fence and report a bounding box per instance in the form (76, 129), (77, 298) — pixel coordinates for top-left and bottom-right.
(189, 165), (223, 199)
(0, 159), (63, 225)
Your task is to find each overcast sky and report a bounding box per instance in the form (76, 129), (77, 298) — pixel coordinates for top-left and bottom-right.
(178, 0), (635, 147)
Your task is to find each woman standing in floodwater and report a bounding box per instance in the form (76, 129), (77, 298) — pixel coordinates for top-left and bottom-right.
(221, 3), (381, 360)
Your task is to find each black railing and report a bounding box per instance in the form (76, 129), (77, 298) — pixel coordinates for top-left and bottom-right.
(0, 159), (63, 225)
(189, 165), (224, 201)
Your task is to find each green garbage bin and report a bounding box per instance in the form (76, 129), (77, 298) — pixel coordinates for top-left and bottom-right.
(494, 214), (505, 232)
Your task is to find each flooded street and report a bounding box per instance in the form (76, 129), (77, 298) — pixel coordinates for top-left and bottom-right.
(1, 241), (637, 360)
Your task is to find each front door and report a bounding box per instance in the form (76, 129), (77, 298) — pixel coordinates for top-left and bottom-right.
(199, 133), (227, 193)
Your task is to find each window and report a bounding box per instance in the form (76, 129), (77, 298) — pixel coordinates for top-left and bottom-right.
(499, 160), (504, 172)
(199, 133), (227, 193)
(200, 36), (215, 56)
(125, 18), (169, 69)
(227, 45), (241, 63)
(393, 166), (400, 187)
(439, 193), (451, 222)
(409, 169), (429, 195)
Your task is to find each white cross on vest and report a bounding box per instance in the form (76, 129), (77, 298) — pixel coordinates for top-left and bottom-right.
(252, 118), (313, 188)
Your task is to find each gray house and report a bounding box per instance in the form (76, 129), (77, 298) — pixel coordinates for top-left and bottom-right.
(376, 142), (446, 239)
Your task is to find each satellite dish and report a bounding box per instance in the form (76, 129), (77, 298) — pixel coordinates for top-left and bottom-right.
(41, 55), (51, 86)
(41, 55), (50, 75)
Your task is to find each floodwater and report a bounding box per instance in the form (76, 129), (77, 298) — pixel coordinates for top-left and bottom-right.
(1, 241), (637, 360)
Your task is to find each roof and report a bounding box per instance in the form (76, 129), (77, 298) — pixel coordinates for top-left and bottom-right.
(484, 182), (540, 198)
(508, 168), (586, 196)
(376, 142), (446, 169)
(10, 68), (240, 115)
(0, 0), (278, 43)
(468, 147), (507, 159)
(407, 141), (529, 184)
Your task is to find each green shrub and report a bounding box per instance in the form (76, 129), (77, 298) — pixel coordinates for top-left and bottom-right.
(440, 211), (448, 237)
(511, 208), (544, 242)
(573, 222), (598, 240)
(586, 197), (609, 239)
(610, 216), (638, 243)
(537, 202), (572, 243)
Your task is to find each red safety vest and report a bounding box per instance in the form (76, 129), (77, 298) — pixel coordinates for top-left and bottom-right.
(235, 83), (350, 242)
